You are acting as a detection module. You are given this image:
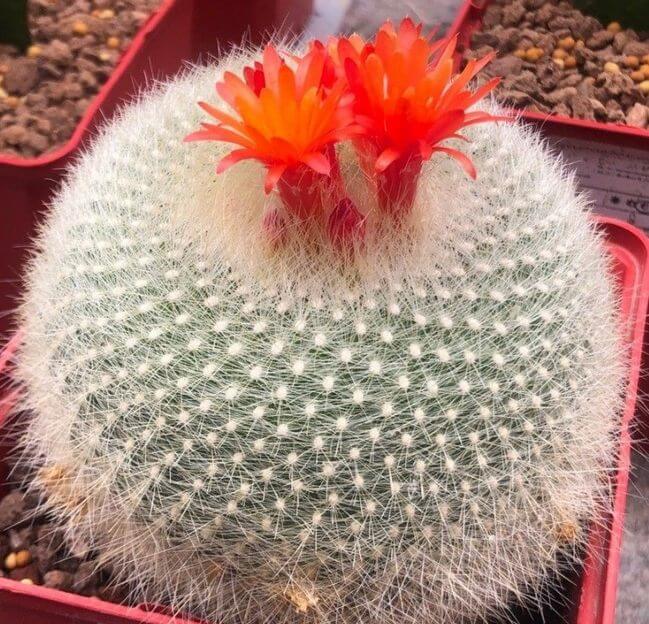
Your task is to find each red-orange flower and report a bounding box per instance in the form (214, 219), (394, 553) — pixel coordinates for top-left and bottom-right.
(340, 18), (501, 178)
(185, 43), (362, 194)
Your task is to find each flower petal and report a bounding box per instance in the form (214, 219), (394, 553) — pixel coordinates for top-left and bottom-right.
(303, 152), (331, 176)
(375, 147), (402, 172)
(431, 146), (477, 179)
(264, 163), (288, 194)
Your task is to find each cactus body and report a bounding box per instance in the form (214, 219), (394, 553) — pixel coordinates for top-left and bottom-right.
(17, 52), (623, 624)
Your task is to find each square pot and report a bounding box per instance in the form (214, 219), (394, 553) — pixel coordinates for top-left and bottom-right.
(0, 0), (313, 339)
(0, 215), (647, 623)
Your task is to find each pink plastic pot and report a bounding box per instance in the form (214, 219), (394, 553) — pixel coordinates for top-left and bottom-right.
(0, 215), (647, 623)
(0, 0), (313, 339)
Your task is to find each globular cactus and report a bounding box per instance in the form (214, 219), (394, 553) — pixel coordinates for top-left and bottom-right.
(16, 20), (623, 624)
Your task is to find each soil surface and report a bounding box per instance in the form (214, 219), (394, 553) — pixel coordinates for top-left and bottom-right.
(0, 479), (130, 602)
(0, 0), (162, 159)
(462, 0), (649, 129)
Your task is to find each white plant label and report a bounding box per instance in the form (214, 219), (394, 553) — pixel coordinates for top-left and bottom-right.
(548, 134), (649, 232)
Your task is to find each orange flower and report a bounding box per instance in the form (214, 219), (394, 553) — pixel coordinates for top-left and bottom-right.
(185, 43), (362, 194)
(340, 18), (502, 178)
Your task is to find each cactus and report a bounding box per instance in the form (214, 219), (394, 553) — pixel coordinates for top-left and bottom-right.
(0, 0), (31, 52)
(16, 21), (623, 624)
(572, 0), (649, 31)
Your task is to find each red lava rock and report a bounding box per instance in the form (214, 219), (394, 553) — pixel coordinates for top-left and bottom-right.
(25, 132), (49, 153)
(623, 41), (649, 58)
(534, 3), (557, 27)
(613, 32), (632, 54)
(73, 560), (100, 595)
(3, 58), (39, 95)
(552, 101), (571, 116)
(43, 569), (74, 591)
(559, 72), (583, 88)
(608, 110), (627, 123)
(547, 15), (573, 32)
(35, 523), (65, 552)
(499, 89), (537, 108)
(504, 70), (540, 96)
(586, 31), (615, 50)
(32, 542), (59, 575)
(55, 554), (82, 574)
(502, 1), (526, 26)
(543, 86), (578, 105)
(569, 92), (595, 119)
(8, 526), (35, 551)
(485, 55), (524, 78)
(537, 60), (563, 90)
(8, 561), (40, 584)
(570, 16), (601, 42)
(483, 5), (503, 29)
(41, 39), (73, 65)
(79, 69), (98, 89)
(472, 30), (500, 49)
(589, 97), (608, 121)
(0, 491), (27, 531)
(596, 71), (635, 97)
(625, 103), (649, 128)
(97, 583), (129, 603)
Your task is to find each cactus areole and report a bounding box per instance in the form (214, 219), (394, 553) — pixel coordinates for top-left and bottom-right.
(17, 19), (624, 624)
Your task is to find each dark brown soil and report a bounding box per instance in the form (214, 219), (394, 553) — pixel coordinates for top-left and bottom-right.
(0, 0), (162, 159)
(0, 482), (129, 603)
(462, 0), (649, 129)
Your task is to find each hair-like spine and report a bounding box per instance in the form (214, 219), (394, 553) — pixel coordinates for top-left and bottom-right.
(14, 45), (623, 624)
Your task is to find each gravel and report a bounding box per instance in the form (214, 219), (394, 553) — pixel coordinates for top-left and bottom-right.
(462, 0), (649, 129)
(0, 0), (162, 159)
(0, 482), (129, 601)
